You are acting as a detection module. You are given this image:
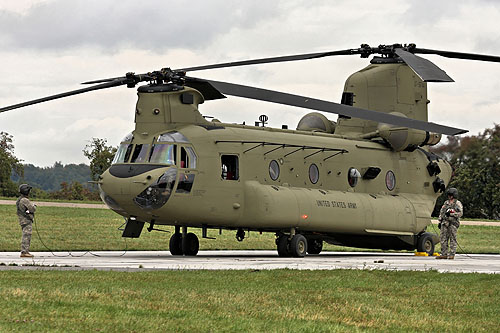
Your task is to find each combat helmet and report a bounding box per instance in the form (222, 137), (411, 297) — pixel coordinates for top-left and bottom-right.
(19, 184), (32, 196)
(446, 187), (458, 198)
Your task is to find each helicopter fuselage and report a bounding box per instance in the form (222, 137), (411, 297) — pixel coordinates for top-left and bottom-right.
(98, 85), (452, 253)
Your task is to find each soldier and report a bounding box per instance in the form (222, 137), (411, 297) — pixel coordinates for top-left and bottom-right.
(436, 187), (463, 260)
(16, 184), (36, 258)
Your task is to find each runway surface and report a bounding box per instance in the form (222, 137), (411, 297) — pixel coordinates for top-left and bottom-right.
(1, 251), (499, 274)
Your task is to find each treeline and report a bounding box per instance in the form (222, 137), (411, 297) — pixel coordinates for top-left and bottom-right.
(11, 162), (92, 192)
(1, 136), (114, 201)
(431, 124), (500, 219)
(9, 162), (100, 201)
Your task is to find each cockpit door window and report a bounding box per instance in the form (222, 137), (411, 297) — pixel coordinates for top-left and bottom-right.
(180, 146), (197, 169)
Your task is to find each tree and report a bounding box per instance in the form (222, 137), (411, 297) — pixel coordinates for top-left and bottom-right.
(0, 132), (23, 196)
(50, 181), (99, 201)
(431, 124), (500, 219)
(83, 138), (117, 181)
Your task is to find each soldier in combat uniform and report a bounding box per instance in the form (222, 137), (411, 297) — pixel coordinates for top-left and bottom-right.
(16, 184), (36, 258)
(436, 187), (463, 260)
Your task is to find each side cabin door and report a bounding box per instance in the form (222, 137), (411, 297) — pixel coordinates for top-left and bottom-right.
(207, 153), (244, 226)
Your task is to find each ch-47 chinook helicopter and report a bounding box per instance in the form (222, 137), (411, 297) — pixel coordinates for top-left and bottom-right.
(2, 43), (500, 257)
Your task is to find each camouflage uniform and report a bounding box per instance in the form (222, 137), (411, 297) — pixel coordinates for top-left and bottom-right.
(16, 195), (36, 254)
(438, 199), (463, 257)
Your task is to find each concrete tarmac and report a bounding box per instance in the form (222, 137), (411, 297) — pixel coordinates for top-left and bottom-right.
(0, 251), (499, 274)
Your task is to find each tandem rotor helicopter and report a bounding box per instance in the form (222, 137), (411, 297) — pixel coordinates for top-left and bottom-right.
(2, 43), (500, 257)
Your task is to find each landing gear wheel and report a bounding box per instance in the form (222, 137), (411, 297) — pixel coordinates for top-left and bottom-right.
(290, 234), (308, 258)
(417, 232), (435, 256)
(169, 233), (183, 256)
(277, 235), (291, 257)
(182, 232), (199, 256)
(307, 239), (323, 255)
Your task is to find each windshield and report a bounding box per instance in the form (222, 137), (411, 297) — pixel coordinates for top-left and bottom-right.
(149, 144), (176, 165)
(130, 144), (151, 163)
(113, 143), (133, 164)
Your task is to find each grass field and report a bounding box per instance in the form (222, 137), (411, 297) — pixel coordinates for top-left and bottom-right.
(1, 204), (499, 254)
(0, 269), (498, 332)
(1, 204), (499, 332)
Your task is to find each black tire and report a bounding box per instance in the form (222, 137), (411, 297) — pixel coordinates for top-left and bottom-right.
(417, 232), (435, 256)
(277, 235), (291, 257)
(307, 238), (323, 255)
(290, 234), (308, 258)
(182, 232), (199, 256)
(169, 233), (183, 255)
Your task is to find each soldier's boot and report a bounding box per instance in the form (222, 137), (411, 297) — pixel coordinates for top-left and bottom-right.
(447, 255), (455, 260)
(436, 254), (448, 259)
(20, 252), (34, 258)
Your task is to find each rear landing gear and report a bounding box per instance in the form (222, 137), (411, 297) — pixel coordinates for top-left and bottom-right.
(307, 238), (323, 255)
(417, 232), (435, 256)
(277, 235), (291, 257)
(276, 233), (308, 258)
(169, 226), (199, 256)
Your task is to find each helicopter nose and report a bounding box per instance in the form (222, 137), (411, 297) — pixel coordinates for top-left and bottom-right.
(98, 185), (126, 214)
(99, 165), (177, 212)
(133, 168), (178, 210)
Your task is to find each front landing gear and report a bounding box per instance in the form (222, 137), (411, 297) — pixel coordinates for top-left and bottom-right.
(169, 226), (199, 256)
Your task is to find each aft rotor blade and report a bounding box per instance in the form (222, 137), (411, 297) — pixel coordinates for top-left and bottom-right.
(394, 48), (454, 82)
(0, 79), (127, 113)
(177, 49), (356, 72)
(414, 48), (500, 63)
(204, 79), (467, 135)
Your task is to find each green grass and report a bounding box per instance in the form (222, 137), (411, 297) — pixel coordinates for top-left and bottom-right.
(0, 270), (498, 332)
(1, 204), (499, 253)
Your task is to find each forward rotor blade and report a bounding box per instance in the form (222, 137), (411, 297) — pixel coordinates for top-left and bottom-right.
(0, 79), (128, 113)
(394, 48), (454, 82)
(177, 49), (356, 72)
(203, 78), (467, 135)
(81, 76), (125, 84)
(414, 48), (500, 63)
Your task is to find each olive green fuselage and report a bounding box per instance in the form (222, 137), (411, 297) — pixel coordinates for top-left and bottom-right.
(99, 83), (451, 248)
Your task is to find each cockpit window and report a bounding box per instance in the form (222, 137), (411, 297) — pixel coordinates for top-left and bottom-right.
(113, 143), (133, 164)
(121, 132), (134, 143)
(158, 131), (189, 143)
(130, 144), (151, 163)
(149, 144), (176, 165)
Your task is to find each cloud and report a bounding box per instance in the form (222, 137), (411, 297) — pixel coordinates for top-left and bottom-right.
(0, 0), (281, 52)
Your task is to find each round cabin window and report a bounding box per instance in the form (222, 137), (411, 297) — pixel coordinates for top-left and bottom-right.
(269, 160), (280, 181)
(386, 170), (396, 191)
(348, 168), (361, 187)
(309, 164), (319, 184)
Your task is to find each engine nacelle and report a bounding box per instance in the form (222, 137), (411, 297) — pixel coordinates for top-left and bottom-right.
(378, 113), (441, 151)
(297, 112), (336, 133)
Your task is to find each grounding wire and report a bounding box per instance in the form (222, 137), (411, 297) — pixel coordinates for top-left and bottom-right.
(33, 215), (128, 258)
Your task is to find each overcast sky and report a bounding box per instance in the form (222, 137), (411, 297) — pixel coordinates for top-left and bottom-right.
(1, 0), (499, 166)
